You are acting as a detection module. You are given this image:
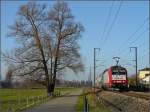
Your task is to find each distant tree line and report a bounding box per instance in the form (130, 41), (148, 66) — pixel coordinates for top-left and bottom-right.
(0, 79), (92, 89)
(56, 80), (92, 87)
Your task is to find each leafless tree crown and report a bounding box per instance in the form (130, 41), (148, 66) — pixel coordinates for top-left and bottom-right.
(3, 1), (84, 91)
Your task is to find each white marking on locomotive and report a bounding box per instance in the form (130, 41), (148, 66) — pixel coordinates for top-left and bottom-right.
(112, 75), (126, 80)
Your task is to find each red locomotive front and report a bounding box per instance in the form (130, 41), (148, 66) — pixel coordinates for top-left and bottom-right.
(110, 66), (128, 89)
(101, 66), (128, 89)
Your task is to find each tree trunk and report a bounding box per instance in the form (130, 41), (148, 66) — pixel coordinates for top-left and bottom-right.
(51, 34), (61, 95)
(47, 83), (55, 96)
(29, 17), (52, 95)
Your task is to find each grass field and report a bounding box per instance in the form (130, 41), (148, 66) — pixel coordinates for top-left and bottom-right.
(0, 87), (77, 112)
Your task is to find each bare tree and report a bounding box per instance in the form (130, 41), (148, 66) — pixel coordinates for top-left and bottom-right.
(46, 1), (84, 92)
(3, 1), (84, 94)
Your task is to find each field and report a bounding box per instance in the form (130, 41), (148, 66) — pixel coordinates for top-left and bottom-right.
(0, 87), (77, 112)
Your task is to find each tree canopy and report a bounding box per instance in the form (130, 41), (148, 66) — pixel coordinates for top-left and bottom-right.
(3, 1), (84, 93)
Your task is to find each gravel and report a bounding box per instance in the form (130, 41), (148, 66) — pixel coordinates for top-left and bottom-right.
(98, 91), (149, 112)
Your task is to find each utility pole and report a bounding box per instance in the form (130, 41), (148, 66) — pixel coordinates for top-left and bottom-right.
(148, 1), (150, 111)
(94, 48), (100, 92)
(130, 47), (138, 87)
(88, 66), (92, 87)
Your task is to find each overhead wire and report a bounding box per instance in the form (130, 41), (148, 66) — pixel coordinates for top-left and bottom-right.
(119, 28), (148, 56)
(100, 0), (123, 67)
(102, 0), (123, 47)
(99, 1), (147, 73)
(117, 17), (148, 54)
(127, 27), (148, 46)
(100, 0), (115, 44)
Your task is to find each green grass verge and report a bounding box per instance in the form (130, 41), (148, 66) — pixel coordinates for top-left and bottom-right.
(76, 94), (84, 112)
(0, 87), (78, 112)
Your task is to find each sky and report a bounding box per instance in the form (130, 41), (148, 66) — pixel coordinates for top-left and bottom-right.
(1, 0), (149, 81)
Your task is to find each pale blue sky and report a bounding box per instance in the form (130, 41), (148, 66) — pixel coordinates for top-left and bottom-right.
(1, 1), (149, 81)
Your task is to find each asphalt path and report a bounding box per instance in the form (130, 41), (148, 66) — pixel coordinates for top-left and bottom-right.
(23, 89), (82, 112)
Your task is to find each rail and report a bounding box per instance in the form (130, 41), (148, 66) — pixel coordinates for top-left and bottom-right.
(97, 95), (122, 112)
(111, 91), (149, 100)
(97, 90), (149, 112)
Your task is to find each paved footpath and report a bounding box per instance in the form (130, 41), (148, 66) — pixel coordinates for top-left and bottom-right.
(23, 89), (82, 112)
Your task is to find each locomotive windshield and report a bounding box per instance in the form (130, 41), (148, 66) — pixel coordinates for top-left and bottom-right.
(112, 71), (126, 75)
(111, 66), (126, 75)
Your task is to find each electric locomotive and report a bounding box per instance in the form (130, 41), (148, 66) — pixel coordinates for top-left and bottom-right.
(99, 65), (128, 90)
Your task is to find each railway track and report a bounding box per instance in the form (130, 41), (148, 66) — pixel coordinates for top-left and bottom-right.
(111, 91), (149, 100)
(97, 95), (122, 112)
(97, 87), (150, 100)
(93, 87), (149, 100)
(97, 90), (149, 112)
